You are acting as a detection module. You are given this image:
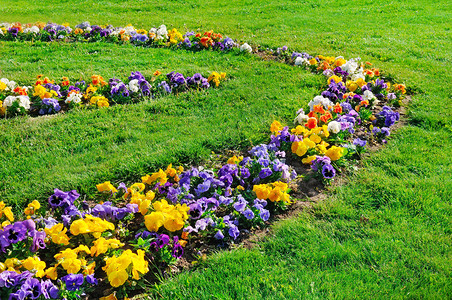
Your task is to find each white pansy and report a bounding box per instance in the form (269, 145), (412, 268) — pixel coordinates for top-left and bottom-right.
(1, 78), (10, 86)
(17, 96), (30, 110)
(294, 57), (309, 66)
(327, 121), (341, 134)
(308, 95), (333, 111)
(156, 25), (168, 39)
(66, 93), (83, 104)
(23, 26), (40, 34)
(123, 25), (136, 36)
(341, 60), (358, 74)
(363, 90), (376, 101)
(111, 29), (121, 36)
(240, 43), (252, 53)
(294, 109), (309, 125)
(128, 79), (140, 93)
(85, 26), (92, 33)
(6, 80), (17, 90)
(3, 96), (16, 107)
(351, 73), (365, 81)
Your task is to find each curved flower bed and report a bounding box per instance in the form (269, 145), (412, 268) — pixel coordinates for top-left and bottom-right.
(0, 22), (239, 52)
(0, 70), (226, 118)
(0, 22), (407, 300)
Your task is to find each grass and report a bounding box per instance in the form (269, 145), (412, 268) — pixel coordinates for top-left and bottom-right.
(1, 0), (451, 298)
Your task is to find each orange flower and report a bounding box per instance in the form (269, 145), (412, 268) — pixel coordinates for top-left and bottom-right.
(13, 87), (27, 96)
(200, 36), (212, 48)
(306, 117), (317, 129)
(313, 104), (326, 114)
(320, 112), (333, 123)
(307, 111), (317, 119)
(333, 103), (342, 114)
(153, 70), (162, 76)
(74, 28), (84, 34)
(372, 68), (380, 76)
(360, 100), (369, 106)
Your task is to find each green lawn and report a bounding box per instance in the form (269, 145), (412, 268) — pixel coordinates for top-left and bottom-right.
(1, 0), (451, 298)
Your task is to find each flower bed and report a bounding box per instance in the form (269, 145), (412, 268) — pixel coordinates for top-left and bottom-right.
(0, 22), (407, 300)
(0, 70), (226, 118)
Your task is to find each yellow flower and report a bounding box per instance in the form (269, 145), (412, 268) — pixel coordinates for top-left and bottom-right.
(22, 256), (46, 277)
(270, 120), (283, 135)
(207, 72), (222, 87)
(108, 269), (129, 287)
(227, 155), (243, 164)
(70, 215), (115, 236)
(45, 223), (70, 245)
(356, 78), (367, 88)
(325, 146), (344, 161)
(291, 141), (307, 157)
(253, 184), (271, 200)
(144, 211), (165, 232)
(131, 249), (149, 280)
(327, 75), (342, 85)
(0, 81), (6, 91)
(163, 210), (185, 232)
(96, 181), (118, 193)
(302, 155), (316, 164)
(91, 237), (124, 257)
(45, 266), (58, 280)
(309, 58), (317, 65)
(346, 81), (359, 92)
(100, 294), (118, 300)
(0, 201), (14, 222)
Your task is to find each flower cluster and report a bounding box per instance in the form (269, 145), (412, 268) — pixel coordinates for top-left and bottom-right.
(0, 22), (248, 53)
(265, 53), (405, 180)
(0, 70), (226, 118)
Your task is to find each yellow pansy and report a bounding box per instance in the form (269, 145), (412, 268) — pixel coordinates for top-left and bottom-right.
(45, 223), (70, 245)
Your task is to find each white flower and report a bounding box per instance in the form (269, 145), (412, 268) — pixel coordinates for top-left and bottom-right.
(363, 90), (376, 101)
(341, 60), (358, 74)
(66, 93), (82, 104)
(17, 96), (30, 110)
(240, 43), (252, 53)
(3, 96), (16, 107)
(294, 110), (309, 125)
(111, 30), (121, 36)
(327, 121), (341, 134)
(308, 95), (333, 111)
(6, 80), (17, 91)
(294, 57), (309, 66)
(1, 78), (10, 86)
(23, 26), (39, 34)
(351, 73), (365, 81)
(128, 79), (139, 93)
(156, 25), (167, 39)
(85, 26), (92, 33)
(124, 25), (136, 36)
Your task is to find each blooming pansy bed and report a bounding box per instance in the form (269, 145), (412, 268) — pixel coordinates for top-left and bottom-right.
(0, 22), (406, 299)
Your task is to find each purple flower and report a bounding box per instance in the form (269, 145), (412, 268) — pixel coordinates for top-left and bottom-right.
(233, 196), (247, 212)
(321, 164), (336, 179)
(3, 222), (27, 245)
(353, 138), (367, 148)
(62, 274), (84, 291)
(259, 209), (270, 221)
(189, 202), (205, 219)
(381, 127), (391, 136)
(21, 277), (42, 299)
(158, 234), (170, 248)
(0, 271), (19, 288)
(31, 230), (46, 252)
(172, 243), (184, 259)
(86, 274), (98, 285)
(242, 208), (255, 220)
(41, 279), (59, 299)
(48, 188), (70, 207)
(214, 230), (225, 240)
(228, 225), (240, 240)
(259, 168), (273, 179)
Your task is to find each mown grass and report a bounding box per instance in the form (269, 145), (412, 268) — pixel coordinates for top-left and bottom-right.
(0, 43), (322, 206)
(1, 0), (451, 298)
